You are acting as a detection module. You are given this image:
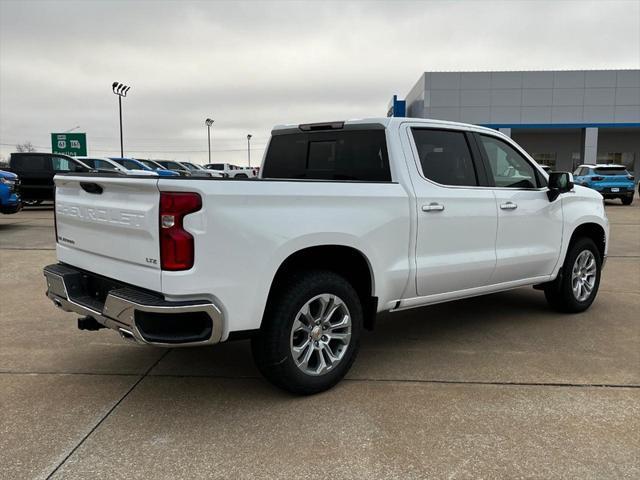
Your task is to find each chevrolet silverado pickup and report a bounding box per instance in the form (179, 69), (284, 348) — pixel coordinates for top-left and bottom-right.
(44, 117), (609, 394)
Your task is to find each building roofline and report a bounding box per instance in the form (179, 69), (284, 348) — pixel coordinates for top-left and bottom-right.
(419, 68), (640, 73)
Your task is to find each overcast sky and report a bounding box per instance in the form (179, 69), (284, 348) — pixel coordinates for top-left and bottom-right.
(1, 0), (639, 165)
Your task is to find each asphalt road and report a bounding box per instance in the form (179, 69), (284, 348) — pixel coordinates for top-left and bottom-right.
(1, 201), (638, 479)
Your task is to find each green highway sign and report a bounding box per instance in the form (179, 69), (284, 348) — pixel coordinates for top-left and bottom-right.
(51, 133), (87, 156)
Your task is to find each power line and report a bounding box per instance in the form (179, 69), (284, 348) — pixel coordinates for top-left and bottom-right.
(0, 142), (266, 153)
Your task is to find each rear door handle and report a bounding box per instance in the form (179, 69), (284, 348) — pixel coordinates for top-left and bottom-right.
(500, 202), (517, 210)
(422, 202), (445, 212)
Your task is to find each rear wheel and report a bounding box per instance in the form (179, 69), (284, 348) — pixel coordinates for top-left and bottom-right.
(621, 196), (633, 205)
(544, 237), (601, 313)
(251, 270), (362, 395)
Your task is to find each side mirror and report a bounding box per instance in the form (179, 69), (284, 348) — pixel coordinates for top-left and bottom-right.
(547, 171), (574, 201)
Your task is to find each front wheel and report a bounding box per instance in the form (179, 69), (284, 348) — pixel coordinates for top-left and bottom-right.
(251, 270), (362, 395)
(621, 196), (633, 205)
(544, 237), (602, 313)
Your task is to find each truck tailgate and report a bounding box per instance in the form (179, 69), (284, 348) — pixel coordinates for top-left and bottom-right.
(54, 175), (162, 291)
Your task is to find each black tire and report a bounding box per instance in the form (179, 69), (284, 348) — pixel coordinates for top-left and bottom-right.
(251, 270), (363, 395)
(235, 174), (248, 178)
(621, 196), (633, 205)
(544, 237), (602, 313)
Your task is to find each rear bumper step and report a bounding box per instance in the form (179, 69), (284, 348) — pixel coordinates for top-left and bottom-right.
(43, 263), (223, 347)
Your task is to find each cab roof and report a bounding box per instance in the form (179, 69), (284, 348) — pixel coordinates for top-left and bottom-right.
(576, 164), (627, 169)
(271, 117), (502, 136)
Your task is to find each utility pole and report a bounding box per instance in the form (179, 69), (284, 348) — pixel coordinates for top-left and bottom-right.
(247, 134), (252, 167)
(206, 118), (214, 163)
(112, 82), (131, 157)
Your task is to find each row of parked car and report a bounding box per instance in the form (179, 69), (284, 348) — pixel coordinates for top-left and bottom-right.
(0, 152), (259, 211)
(0, 151), (636, 214)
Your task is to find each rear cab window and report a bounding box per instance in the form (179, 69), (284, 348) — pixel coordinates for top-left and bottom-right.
(262, 129), (391, 181)
(11, 155), (49, 171)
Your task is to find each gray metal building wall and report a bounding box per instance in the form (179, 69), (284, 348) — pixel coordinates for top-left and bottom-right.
(404, 70), (640, 177)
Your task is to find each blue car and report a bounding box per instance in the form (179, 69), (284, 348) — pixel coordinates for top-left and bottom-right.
(573, 164), (635, 205)
(0, 169), (22, 214)
(109, 157), (179, 177)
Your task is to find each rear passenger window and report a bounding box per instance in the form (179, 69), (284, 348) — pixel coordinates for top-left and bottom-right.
(262, 130), (391, 181)
(411, 129), (478, 186)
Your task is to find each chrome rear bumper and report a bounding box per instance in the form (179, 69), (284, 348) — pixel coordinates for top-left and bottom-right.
(43, 263), (223, 347)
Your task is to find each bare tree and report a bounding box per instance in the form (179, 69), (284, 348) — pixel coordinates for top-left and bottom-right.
(16, 142), (36, 152)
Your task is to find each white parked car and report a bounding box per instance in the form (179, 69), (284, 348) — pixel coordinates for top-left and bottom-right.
(44, 117), (608, 394)
(76, 157), (159, 176)
(204, 162), (256, 178)
(180, 161), (225, 178)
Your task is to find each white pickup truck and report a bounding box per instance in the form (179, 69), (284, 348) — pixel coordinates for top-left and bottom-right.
(204, 162), (257, 178)
(44, 117), (608, 394)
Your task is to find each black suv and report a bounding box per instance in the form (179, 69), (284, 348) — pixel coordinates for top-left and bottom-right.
(8, 153), (91, 204)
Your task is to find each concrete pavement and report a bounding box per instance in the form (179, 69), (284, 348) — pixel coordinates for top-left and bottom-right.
(1, 201), (638, 479)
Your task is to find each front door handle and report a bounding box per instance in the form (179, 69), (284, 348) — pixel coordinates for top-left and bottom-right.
(422, 202), (445, 212)
(500, 201), (517, 210)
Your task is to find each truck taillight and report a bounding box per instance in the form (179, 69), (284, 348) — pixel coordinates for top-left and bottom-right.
(159, 192), (202, 271)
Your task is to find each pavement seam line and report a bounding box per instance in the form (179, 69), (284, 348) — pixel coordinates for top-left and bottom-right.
(2, 371), (639, 389)
(43, 349), (172, 480)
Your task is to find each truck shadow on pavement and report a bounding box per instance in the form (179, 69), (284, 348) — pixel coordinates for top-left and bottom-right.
(153, 287), (562, 383)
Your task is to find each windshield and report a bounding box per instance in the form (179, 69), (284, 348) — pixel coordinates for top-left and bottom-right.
(111, 158), (146, 170)
(82, 158), (118, 171)
(181, 162), (199, 171)
(140, 160), (161, 169)
(207, 163), (224, 170)
(157, 161), (183, 170)
(595, 167), (629, 176)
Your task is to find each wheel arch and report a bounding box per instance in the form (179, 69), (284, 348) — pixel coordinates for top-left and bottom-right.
(568, 222), (607, 261)
(263, 245), (378, 330)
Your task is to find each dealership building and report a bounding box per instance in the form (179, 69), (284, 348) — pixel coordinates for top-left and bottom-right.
(401, 69), (640, 178)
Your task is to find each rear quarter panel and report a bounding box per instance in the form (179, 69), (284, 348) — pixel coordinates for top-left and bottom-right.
(158, 179), (411, 338)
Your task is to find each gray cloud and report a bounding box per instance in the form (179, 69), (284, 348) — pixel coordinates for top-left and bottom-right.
(1, 0), (639, 163)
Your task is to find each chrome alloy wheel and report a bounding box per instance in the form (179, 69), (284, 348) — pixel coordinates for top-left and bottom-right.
(289, 293), (352, 376)
(571, 250), (597, 302)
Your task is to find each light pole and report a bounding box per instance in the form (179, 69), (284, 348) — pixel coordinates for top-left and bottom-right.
(205, 118), (214, 163)
(112, 82), (131, 157)
(247, 134), (252, 167)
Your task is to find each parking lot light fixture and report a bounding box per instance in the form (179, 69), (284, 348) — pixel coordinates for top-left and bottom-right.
(247, 134), (252, 167)
(206, 118), (214, 163)
(112, 82), (131, 157)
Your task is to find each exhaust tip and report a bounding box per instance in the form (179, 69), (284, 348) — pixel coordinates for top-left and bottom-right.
(118, 328), (137, 343)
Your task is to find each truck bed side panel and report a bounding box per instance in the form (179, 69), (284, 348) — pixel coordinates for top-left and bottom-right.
(158, 179), (411, 337)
